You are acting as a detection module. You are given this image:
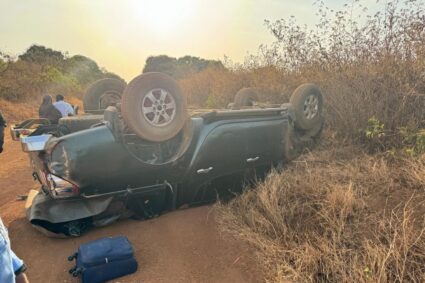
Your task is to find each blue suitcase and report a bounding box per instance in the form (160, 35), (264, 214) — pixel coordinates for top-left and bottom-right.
(68, 236), (138, 283)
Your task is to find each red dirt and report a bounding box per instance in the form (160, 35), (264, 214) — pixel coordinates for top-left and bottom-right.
(0, 133), (262, 283)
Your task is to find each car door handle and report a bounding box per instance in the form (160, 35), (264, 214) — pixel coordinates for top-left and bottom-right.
(197, 167), (213, 174)
(246, 157), (260, 163)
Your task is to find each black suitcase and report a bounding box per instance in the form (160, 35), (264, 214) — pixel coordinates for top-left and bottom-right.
(68, 236), (138, 283)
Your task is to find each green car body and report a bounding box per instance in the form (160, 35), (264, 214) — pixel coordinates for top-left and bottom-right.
(20, 106), (315, 237)
(29, 107), (290, 203)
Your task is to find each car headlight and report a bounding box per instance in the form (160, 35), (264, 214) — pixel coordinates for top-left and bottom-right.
(46, 174), (80, 199)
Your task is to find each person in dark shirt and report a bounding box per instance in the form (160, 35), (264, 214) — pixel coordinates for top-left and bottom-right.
(0, 110), (5, 153)
(38, 95), (62, 124)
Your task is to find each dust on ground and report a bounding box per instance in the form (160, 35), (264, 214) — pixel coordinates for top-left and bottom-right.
(0, 132), (262, 283)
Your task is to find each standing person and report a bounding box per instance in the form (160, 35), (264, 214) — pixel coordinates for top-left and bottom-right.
(0, 115), (29, 283)
(0, 110), (5, 153)
(38, 95), (62, 124)
(54, 94), (74, 117)
(0, 219), (29, 283)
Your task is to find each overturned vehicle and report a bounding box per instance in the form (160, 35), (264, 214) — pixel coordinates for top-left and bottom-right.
(18, 73), (324, 237)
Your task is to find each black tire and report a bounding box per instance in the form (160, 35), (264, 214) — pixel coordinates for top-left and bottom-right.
(58, 115), (104, 133)
(83, 79), (126, 112)
(290, 84), (323, 131)
(121, 73), (188, 142)
(233, 88), (259, 107)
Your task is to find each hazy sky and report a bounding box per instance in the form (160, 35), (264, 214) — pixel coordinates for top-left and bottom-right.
(0, 0), (375, 80)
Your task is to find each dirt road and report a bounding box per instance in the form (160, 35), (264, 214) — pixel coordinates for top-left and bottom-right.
(0, 133), (261, 283)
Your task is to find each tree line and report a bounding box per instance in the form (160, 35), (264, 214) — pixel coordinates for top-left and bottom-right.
(0, 45), (225, 101)
(142, 55), (224, 79)
(0, 45), (124, 101)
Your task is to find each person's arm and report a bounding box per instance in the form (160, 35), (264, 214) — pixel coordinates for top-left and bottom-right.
(67, 103), (75, 116)
(15, 273), (29, 283)
(11, 249), (29, 283)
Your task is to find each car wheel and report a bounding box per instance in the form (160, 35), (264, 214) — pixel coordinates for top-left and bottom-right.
(121, 72), (188, 142)
(58, 115), (104, 133)
(233, 87), (259, 108)
(290, 83), (323, 131)
(83, 78), (126, 112)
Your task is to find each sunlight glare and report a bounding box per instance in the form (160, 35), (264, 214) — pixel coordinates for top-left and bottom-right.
(129, 0), (196, 35)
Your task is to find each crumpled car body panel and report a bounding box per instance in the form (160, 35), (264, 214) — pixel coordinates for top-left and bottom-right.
(22, 109), (304, 236)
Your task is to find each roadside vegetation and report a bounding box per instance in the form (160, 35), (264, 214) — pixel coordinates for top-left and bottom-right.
(0, 45), (123, 102)
(217, 143), (425, 282)
(209, 0), (425, 282)
(182, 0), (425, 152)
(1, 0), (425, 281)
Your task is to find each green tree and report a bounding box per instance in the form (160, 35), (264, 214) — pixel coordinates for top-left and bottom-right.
(64, 55), (103, 85)
(18, 45), (65, 68)
(143, 55), (178, 77)
(0, 45), (124, 101)
(142, 55), (224, 79)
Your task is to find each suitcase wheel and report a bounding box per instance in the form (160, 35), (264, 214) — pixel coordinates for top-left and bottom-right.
(68, 252), (78, 261)
(72, 267), (83, 277)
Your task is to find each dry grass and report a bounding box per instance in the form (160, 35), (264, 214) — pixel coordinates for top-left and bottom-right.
(0, 99), (38, 122)
(216, 143), (425, 282)
(179, 0), (425, 150)
(0, 96), (82, 123)
(179, 58), (425, 148)
(209, 5), (425, 280)
(1, 1), (423, 281)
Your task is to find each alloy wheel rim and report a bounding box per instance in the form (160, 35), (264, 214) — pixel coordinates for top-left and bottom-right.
(303, 94), (319, 120)
(141, 88), (176, 127)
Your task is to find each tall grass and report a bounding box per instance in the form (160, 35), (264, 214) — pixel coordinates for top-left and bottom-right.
(180, 0), (425, 149)
(217, 146), (425, 282)
(212, 1), (425, 282)
(0, 99), (38, 122)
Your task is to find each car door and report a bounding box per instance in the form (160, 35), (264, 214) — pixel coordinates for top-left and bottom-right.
(240, 117), (287, 185)
(242, 118), (285, 167)
(179, 117), (287, 205)
(179, 121), (248, 205)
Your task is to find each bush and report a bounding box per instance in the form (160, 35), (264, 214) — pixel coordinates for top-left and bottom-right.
(179, 0), (425, 152)
(217, 147), (425, 282)
(212, 1), (425, 282)
(0, 45), (123, 101)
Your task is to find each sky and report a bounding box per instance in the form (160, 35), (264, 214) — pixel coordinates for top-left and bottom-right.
(0, 0), (376, 81)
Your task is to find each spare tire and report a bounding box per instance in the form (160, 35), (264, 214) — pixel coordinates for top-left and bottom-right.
(121, 73), (188, 142)
(233, 88), (259, 107)
(290, 84), (323, 131)
(83, 78), (126, 112)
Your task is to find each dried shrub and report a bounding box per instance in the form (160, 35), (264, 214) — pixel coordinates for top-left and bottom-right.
(0, 99), (38, 122)
(0, 46), (122, 101)
(180, 0), (425, 151)
(217, 147), (425, 282)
